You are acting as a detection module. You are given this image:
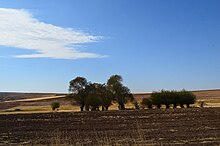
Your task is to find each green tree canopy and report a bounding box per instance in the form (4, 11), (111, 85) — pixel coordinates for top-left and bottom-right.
(68, 77), (88, 111)
(107, 75), (134, 110)
(141, 98), (152, 109)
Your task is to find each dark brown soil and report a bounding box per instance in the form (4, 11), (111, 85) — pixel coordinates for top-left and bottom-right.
(0, 108), (220, 145)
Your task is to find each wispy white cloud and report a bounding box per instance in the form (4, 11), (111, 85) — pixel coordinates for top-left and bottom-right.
(0, 8), (104, 59)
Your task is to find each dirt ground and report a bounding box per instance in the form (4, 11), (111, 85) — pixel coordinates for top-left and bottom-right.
(0, 108), (219, 145)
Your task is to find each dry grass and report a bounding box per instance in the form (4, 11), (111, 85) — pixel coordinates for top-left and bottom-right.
(1, 89), (220, 114)
(3, 95), (65, 103)
(0, 105), (81, 114)
(31, 123), (159, 146)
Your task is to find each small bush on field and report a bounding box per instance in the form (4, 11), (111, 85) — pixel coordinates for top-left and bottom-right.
(51, 102), (60, 111)
(14, 108), (22, 111)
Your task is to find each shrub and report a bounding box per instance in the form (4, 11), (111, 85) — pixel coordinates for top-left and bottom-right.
(160, 90), (172, 109)
(141, 98), (152, 109)
(51, 102), (60, 111)
(86, 95), (102, 111)
(151, 92), (162, 108)
(170, 90), (179, 108)
(150, 90), (197, 109)
(178, 90), (196, 108)
(14, 108), (22, 111)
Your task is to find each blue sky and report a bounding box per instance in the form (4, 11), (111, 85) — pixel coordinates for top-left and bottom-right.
(0, 0), (220, 93)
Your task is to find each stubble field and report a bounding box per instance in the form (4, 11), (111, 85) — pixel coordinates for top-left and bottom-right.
(0, 108), (219, 146)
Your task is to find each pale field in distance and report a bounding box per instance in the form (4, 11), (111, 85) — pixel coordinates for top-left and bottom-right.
(0, 89), (220, 114)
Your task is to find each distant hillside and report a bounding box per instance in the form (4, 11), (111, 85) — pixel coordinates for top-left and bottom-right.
(133, 89), (220, 100)
(1, 89), (220, 102)
(0, 92), (65, 102)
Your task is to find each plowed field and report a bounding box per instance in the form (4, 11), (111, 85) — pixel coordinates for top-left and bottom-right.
(0, 108), (220, 145)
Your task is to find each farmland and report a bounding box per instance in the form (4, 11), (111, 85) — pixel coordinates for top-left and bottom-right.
(0, 90), (220, 145)
(1, 89), (220, 114)
(0, 108), (220, 145)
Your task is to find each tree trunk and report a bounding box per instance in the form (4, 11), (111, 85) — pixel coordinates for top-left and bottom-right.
(118, 103), (125, 110)
(200, 102), (204, 108)
(80, 105), (84, 111)
(105, 106), (109, 111)
(85, 105), (90, 111)
(165, 104), (170, 109)
(186, 104), (190, 108)
(102, 106), (105, 111)
(157, 104), (161, 109)
(180, 104), (184, 108)
(135, 103), (139, 109)
(91, 107), (96, 111)
(173, 104), (177, 108)
(121, 104), (125, 110)
(148, 105), (152, 109)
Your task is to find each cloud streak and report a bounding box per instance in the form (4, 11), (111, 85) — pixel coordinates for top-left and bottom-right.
(0, 8), (103, 59)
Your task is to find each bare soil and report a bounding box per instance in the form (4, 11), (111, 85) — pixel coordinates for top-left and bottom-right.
(0, 108), (219, 145)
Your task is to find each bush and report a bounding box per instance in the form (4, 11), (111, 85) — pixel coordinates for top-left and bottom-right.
(86, 95), (102, 111)
(51, 102), (60, 111)
(170, 91), (179, 108)
(178, 90), (196, 108)
(160, 90), (172, 109)
(14, 108), (22, 111)
(141, 98), (152, 109)
(151, 92), (162, 108)
(150, 90), (197, 109)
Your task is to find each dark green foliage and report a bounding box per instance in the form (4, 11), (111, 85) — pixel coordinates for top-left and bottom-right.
(86, 95), (102, 111)
(51, 102), (60, 111)
(178, 90), (196, 108)
(101, 86), (114, 111)
(150, 90), (197, 109)
(14, 109), (22, 111)
(141, 98), (152, 109)
(160, 90), (172, 109)
(66, 93), (86, 111)
(151, 92), (162, 108)
(107, 75), (134, 110)
(68, 75), (132, 111)
(68, 77), (88, 111)
(85, 83), (105, 111)
(69, 77), (88, 94)
(170, 90), (179, 108)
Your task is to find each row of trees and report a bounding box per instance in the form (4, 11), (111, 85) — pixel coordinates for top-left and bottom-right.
(141, 90), (196, 109)
(67, 75), (134, 111)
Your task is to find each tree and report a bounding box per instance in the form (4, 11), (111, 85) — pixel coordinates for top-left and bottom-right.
(107, 75), (134, 110)
(133, 99), (140, 109)
(179, 90), (196, 108)
(176, 90), (185, 108)
(141, 98), (152, 109)
(170, 90), (179, 108)
(51, 102), (60, 111)
(160, 90), (172, 109)
(101, 85), (113, 111)
(84, 83), (103, 111)
(68, 77), (88, 111)
(151, 92), (162, 109)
